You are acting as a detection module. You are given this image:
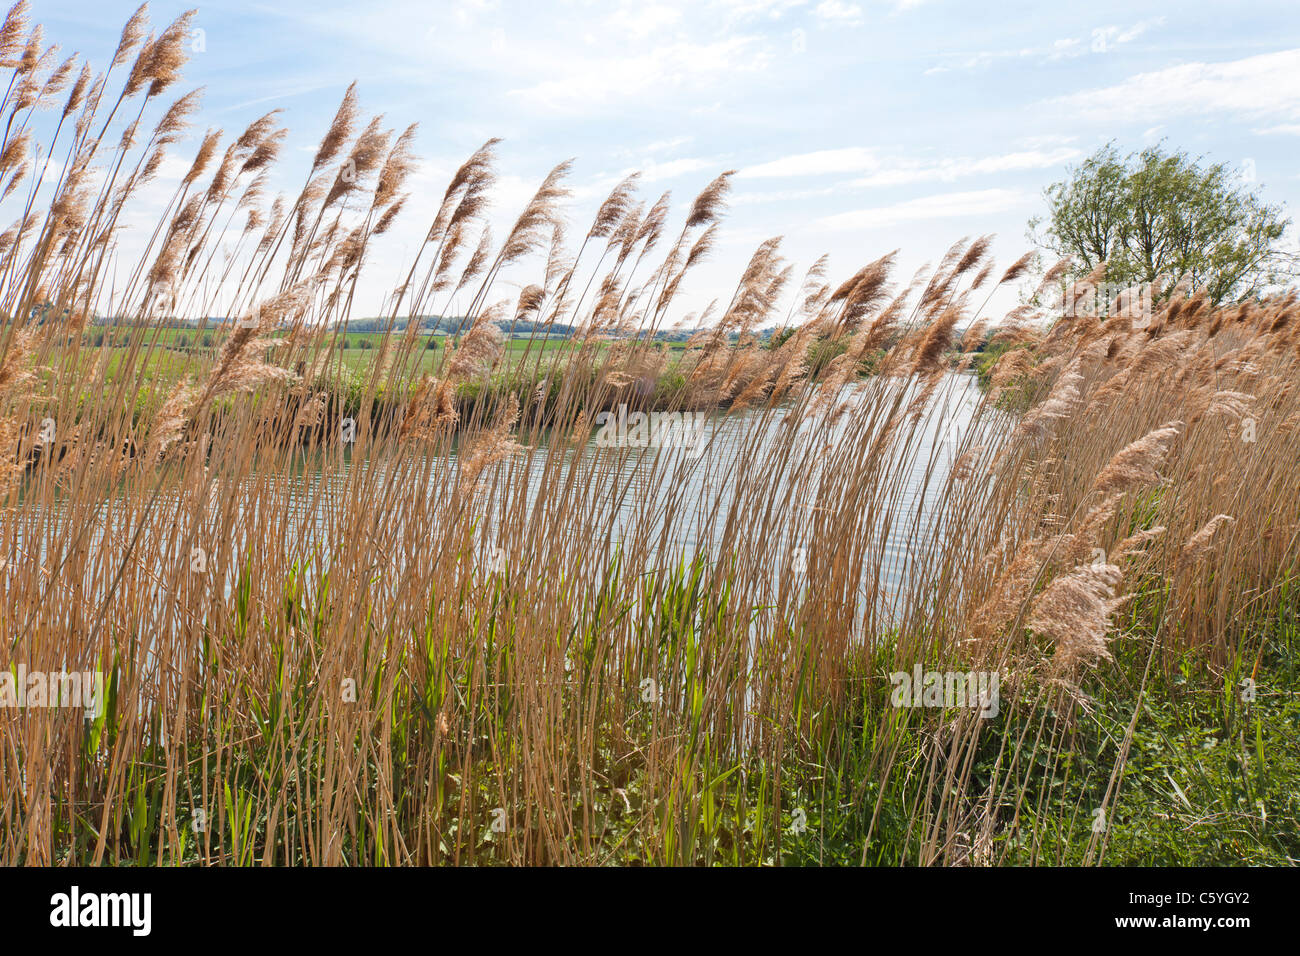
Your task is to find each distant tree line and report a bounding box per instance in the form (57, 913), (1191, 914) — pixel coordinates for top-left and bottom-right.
(79, 313), (723, 342)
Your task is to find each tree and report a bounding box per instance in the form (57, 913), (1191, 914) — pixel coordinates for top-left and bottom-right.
(1032, 144), (1296, 304)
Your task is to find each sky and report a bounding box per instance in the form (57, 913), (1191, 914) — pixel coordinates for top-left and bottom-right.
(35, 0), (1300, 322)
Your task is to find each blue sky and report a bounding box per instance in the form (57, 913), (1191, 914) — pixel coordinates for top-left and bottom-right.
(40, 0), (1300, 319)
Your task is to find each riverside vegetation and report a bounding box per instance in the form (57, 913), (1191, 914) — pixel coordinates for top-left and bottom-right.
(0, 3), (1297, 866)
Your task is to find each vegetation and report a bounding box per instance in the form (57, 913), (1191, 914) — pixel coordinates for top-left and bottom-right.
(0, 3), (1296, 867)
(1032, 143), (1296, 304)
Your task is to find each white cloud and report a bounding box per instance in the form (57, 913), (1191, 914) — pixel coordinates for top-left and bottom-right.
(815, 1), (864, 27)
(717, 0), (809, 25)
(924, 52), (998, 75)
(615, 136), (694, 159)
(610, 3), (683, 38)
(738, 147), (1076, 186)
(575, 153), (726, 203)
(509, 37), (770, 111)
(849, 148), (1079, 187)
(634, 156), (721, 182)
(738, 146), (877, 178)
(929, 17), (1166, 73)
(818, 189), (1029, 230)
(732, 185), (839, 205)
(1081, 18), (1165, 56)
(722, 0), (917, 24)
(453, 0), (500, 27)
(1253, 124), (1300, 136)
(1047, 38), (1081, 61)
(1054, 49), (1300, 123)
(1018, 134), (1079, 149)
(1116, 17), (1165, 44)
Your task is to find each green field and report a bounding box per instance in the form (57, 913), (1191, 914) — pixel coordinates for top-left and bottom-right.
(73, 328), (692, 416)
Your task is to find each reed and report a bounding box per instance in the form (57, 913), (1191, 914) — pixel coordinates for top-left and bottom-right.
(0, 2), (1296, 866)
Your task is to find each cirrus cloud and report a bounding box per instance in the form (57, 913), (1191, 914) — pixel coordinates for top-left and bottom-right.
(818, 188), (1030, 230)
(1053, 49), (1300, 124)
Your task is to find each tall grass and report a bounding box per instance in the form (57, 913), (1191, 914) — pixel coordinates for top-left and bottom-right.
(1, 3), (1297, 865)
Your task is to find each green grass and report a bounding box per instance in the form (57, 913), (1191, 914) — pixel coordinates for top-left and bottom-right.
(80, 327), (688, 381)
(66, 330), (698, 434)
(52, 550), (1295, 867)
(979, 577), (1300, 866)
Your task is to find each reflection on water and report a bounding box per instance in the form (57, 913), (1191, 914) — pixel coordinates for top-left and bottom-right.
(9, 372), (1001, 625)
(335, 372), (992, 606)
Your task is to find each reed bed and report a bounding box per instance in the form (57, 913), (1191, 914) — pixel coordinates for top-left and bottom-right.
(1, 3), (1297, 865)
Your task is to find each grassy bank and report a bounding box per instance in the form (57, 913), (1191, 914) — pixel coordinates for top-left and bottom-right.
(1, 3), (1297, 866)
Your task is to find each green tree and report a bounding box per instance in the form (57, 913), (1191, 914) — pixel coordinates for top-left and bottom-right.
(1032, 144), (1295, 304)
